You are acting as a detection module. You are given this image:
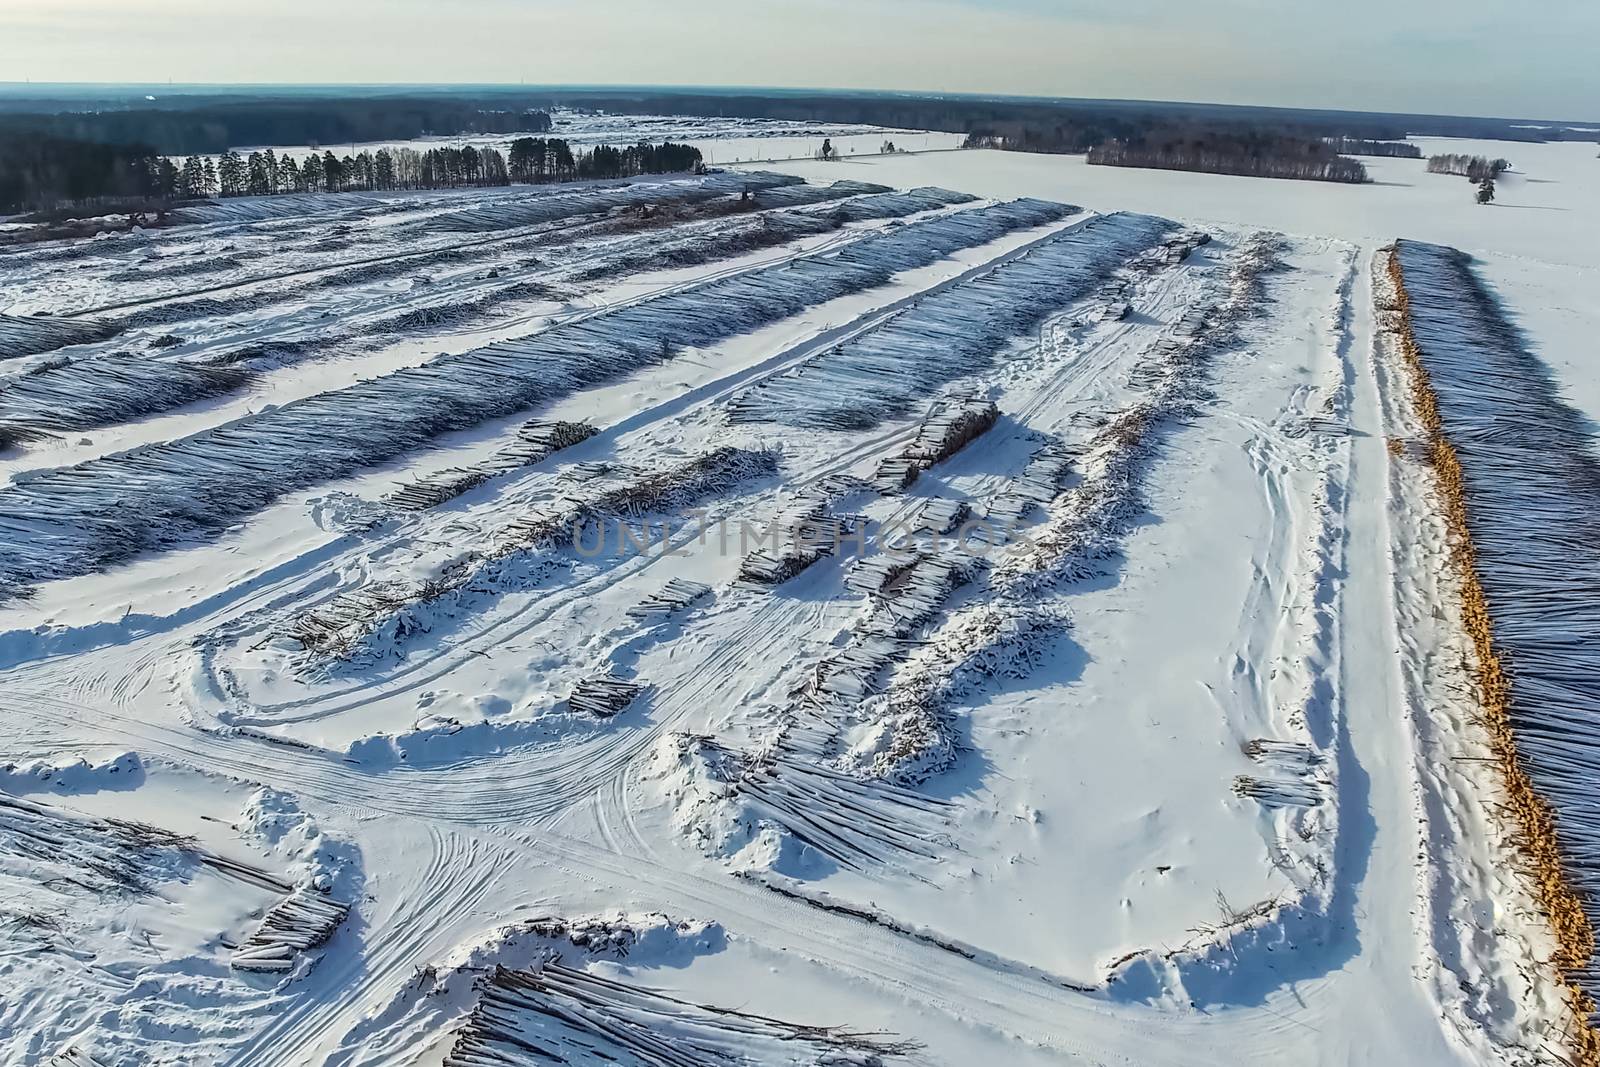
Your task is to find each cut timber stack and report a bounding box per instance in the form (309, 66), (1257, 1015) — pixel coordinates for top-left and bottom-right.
(626, 578), (712, 622)
(386, 420), (596, 511)
(232, 887), (351, 973)
(872, 394), (999, 495)
(982, 439), (1075, 539)
(738, 491), (861, 588)
(568, 675), (644, 717)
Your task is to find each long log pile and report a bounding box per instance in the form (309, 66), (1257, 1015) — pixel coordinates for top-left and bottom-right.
(443, 960), (918, 1067)
(1388, 239), (1600, 1060)
(0, 354), (252, 447)
(0, 312), (120, 364)
(727, 211), (1169, 431)
(15, 185), (960, 446)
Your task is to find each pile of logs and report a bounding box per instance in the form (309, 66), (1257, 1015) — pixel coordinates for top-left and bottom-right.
(385, 420), (596, 511)
(567, 674), (645, 717)
(872, 394), (999, 495)
(626, 578), (712, 623)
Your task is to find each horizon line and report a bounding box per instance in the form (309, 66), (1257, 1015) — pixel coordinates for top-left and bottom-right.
(0, 81), (1596, 130)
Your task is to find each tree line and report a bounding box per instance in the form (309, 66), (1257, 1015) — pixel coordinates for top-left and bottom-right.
(1324, 137), (1422, 158)
(2, 134), (703, 214)
(155, 139), (703, 200)
(1427, 154), (1511, 181)
(1085, 128), (1371, 183)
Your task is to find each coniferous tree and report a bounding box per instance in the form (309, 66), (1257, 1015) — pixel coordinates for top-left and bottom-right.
(374, 148), (395, 190)
(216, 150), (246, 197)
(180, 155), (205, 198)
(246, 151), (270, 195)
(154, 156), (180, 199)
(301, 152), (324, 192)
(319, 150), (341, 191)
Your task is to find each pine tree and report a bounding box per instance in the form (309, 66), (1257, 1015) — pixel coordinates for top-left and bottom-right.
(1476, 178), (1496, 205)
(156, 157), (180, 199)
(375, 148), (395, 190)
(246, 151), (269, 195)
(302, 152), (324, 192)
(216, 150), (245, 196)
(180, 156), (205, 198)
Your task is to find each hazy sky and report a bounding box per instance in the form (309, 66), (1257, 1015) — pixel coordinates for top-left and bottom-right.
(3, 0), (1596, 119)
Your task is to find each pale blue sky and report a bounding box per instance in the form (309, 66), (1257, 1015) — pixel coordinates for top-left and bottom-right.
(2, 0), (1595, 119)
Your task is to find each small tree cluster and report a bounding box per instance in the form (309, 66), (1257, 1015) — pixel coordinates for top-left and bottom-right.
(1324, 137), (1422, 159)
(1427, 154), (1510, 181)
(506, 138), (701, 183)
(1088, 131), (1370, 184)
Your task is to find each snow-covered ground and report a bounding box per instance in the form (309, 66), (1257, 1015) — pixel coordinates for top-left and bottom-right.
(1, 132), (1597, 1067)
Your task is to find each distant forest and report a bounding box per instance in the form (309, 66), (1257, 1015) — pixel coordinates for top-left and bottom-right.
(558, 91), (1389, 183)
(0, 135), (702, 215)
(0, 98), (553, 154)
(1427, 154), (1512, 181)
(1325, 137), (1423, 158)
(530, 89), (1599, 144)
(1086, 131), (1371, 183)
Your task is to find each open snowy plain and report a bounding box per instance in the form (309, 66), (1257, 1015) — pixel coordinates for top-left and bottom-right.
(1, 134), (1597, 1066)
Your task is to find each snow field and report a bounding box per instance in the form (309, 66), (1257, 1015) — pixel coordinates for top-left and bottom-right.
(2, 136), (1597, 1067)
